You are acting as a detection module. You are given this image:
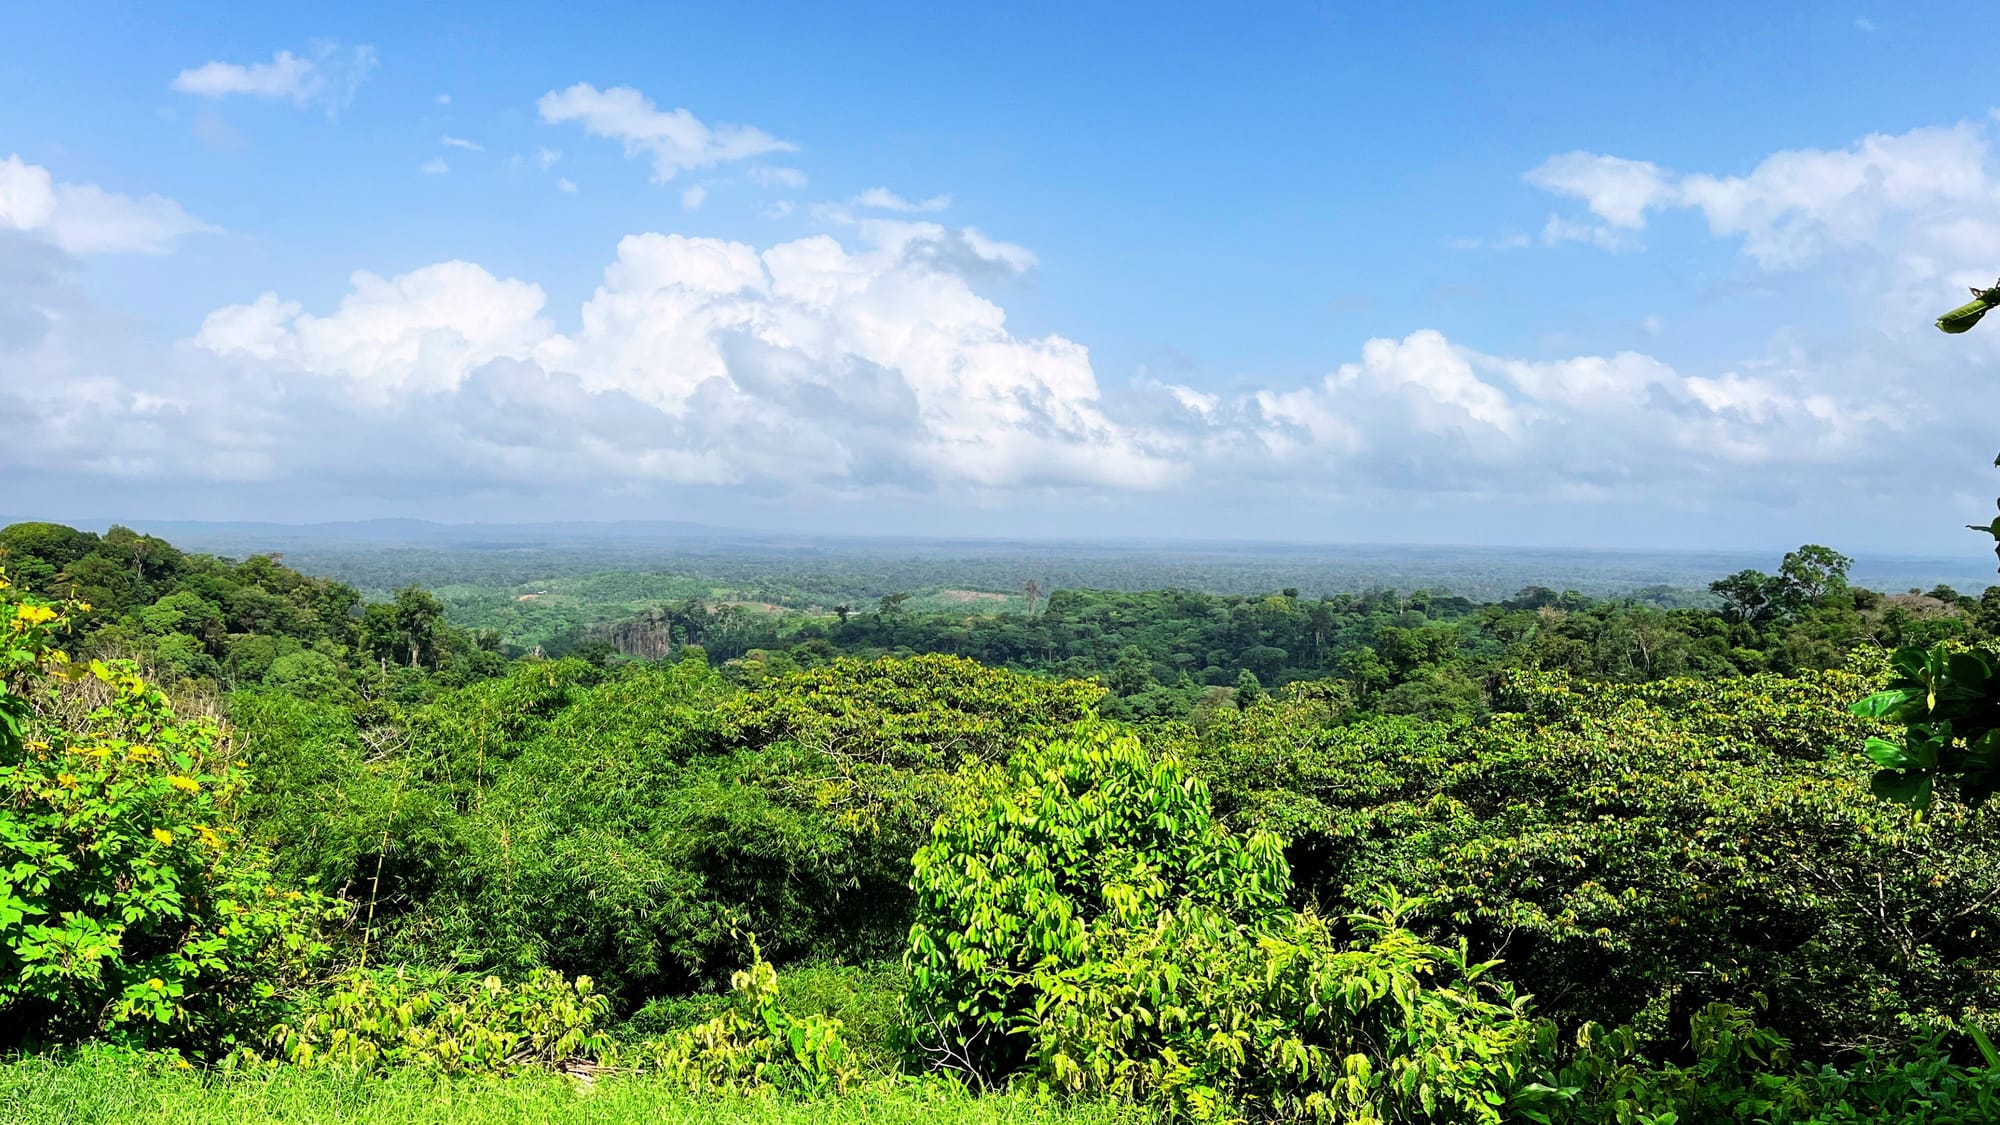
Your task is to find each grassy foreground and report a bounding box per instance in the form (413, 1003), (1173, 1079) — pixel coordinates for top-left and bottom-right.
(0, 1052), (1146, 1125)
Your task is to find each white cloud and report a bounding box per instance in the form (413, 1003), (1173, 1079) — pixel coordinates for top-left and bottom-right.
(172, 50), (317, 99)
(1855, 16), (1878, 32)
(420, 158), (449, 175)
(196, 261), (551, 400)
(536, 146), (562, 170)
(0, 155), (211, 255)
(681, 184), (707, 210)
(435, 93), (452, 105)
(157, 214), (1910, 508)
(14, 113), (1986, 524)
(557, 177), (579, 194)
(170, 43), (377, 116)
(440, 134), (483, 152)
(1526, 120), (2000, 270)
(750, 167), (808, 189)
(1525, 152), (1673, 230)
(181, 224), (1169, 491)
(854, 186), (951, 212)
(537, 83), (793, 181)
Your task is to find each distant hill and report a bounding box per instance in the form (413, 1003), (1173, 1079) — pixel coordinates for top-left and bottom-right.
(7, 517), (1994, 607)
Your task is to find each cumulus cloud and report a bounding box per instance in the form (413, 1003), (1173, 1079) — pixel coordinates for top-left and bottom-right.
(681, 184), (707, 210)
(439, 134), (483, 152)
(1527, 120), (2000, 271)
(537, 83), (793, 181)
(0, 155), (211, 255)
(1527, 153), (1673, 229)
(9, 116), (1983, 528)
(170, 43), (377, 116)
(196, 261), (552, 399)
(143, 212), (1914, 510)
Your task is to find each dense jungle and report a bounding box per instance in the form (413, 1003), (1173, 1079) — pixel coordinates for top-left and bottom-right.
(8, 518), (2000, 1123)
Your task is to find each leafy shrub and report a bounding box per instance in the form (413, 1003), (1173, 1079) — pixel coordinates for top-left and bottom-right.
(907, 724), (1290, 1076)
(626, 959), (910, 1074)
(1027, 899), (1541, 1123)
(631, 939), (858, 1094)
(1, 577), (328, 1055)
(907, 724), (1540, 1122)
(1518, 1004), (2000, 1124)
(266, 967), (613, 1073)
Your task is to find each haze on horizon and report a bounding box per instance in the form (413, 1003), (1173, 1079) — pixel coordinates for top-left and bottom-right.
(6, 4), (2000, 557)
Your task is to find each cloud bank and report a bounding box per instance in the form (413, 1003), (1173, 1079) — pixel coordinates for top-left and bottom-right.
(7, 112), (1998, 542)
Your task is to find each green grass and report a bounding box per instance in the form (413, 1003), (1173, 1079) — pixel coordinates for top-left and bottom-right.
(0, 1051), (1146, 1125)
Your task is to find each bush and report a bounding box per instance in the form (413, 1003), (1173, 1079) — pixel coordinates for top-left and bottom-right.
(1518, 1004), (2000, 1124)
(266, 967), (613, 1073)
(1, 577), (328, 1055)
(632, 939), (857, 1094)
(907, 724), (1541, 1122)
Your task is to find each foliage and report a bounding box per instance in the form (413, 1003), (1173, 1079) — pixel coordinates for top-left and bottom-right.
(1519, 1004), (2000, 1124)
(627, 959), (910, 1073)
(0, 522), (505, 705)
(0, 1047), (1155, 1125)
(1851, 642), (2000, 810)
(716, 654), (1104, 902)
(632, 939), (858, 1094)
(264, 967), (612, 1073)
(907, 725), (1289, 1077)
(1194, 667), (2000, 1057)
(908, 726), (1542, 1122)
(16, 524), (2000, 1117)
(1, 578), (328, 1055)
(1027, 899), (1543, 1123)
(720, 654), (1104, 771)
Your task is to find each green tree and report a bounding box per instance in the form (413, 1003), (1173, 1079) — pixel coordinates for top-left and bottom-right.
(1, 578), (327, 1054)
(906, 725), (1541, 1121)
(1778, 544), (1854, 605)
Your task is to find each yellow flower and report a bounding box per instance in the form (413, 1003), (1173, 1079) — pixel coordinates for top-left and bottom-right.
(152, 828), (174, 846)
(147, 978), (165, 990)
(168, 776), (200, 793)
(14, 604), (58, 625)
(56, 772), (78, 789)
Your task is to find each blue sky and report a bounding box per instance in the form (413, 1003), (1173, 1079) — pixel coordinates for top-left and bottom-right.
(5, 3), (2000, 553)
